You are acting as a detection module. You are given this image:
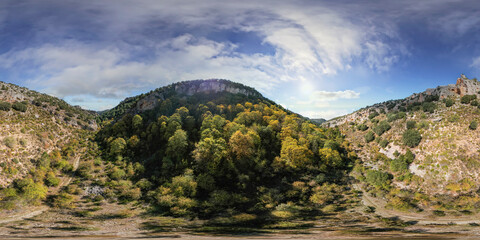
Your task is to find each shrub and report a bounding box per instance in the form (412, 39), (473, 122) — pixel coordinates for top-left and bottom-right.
(470, 120), (478, 130)
(424, 95), (439, 102)
(403, 129), (422, 147)
(52, 192), (75, 208)
(390, 158), (408, 173)
(3, 136), (16, 148)
(406, 120), (417, 129)
(422, 102), (436, 113)
(448, 114), (460, 122)
(0, 101), (11, 111)
(12, 102), (27, 112)
(109, 167), (126, 180)
(379, 139), (389, 148)
(444, 98), (454, 107)
(368, 111), (379, 120)
(45, 171), (60, 187)
(365, 131), (375, 143)
(461, 95), (477, 104)
(374, 121), (391, 136)
(365, 170), (391, 189)
(357, 124), (368, 131)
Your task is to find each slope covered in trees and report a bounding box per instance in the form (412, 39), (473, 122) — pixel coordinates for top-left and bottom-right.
(97, 79), (355, 219)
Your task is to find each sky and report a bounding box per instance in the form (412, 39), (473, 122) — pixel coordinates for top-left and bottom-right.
(2, 0), (480, 119)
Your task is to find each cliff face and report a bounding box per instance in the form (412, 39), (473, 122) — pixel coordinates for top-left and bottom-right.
(410, 74), (480, 102)
(133, 79), (262, 112)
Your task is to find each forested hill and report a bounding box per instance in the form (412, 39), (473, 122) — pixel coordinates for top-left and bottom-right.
(96, 79), (356, 219)
(99, 79), (267, 122)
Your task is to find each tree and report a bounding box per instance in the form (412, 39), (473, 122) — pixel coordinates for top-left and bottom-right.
(319, 148), (343, 168)
(132, 114), (143, 130)
(166, 129), (189, 162)
(402, 129), (422, 147)
(110, 138), (126, 157)
(193, 137), (228, 174)
(274, 137), (313, 170)
(229, 130), (255, 160)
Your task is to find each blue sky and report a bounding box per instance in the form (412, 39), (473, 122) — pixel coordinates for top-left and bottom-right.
(1, 0), (480, 119)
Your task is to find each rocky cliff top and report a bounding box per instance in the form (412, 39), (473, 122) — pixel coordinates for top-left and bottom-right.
(327, 75), (480, 127)
(102, 79), (264, 120)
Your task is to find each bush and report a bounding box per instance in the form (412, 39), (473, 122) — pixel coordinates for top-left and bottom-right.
(424, 95), (439, 102)
(379, 139), (389, 148)
(368, 111), (379, 120)
(3, 136), (16, 148)
(374, 121), (391, 136)
(406, 120), (416, 129)
(109, 167), (126, 180)
(0, 101), (11, 111)
(444, 98), (454, 107)
(45, 171), (60, 187)
(52, 192), (75, 208)
(422, 102), (436, 113)
(357, 124), (368, 131)
(469, 120), (478, 130)
(390, 158), (408, 173)
(365, 170), (391, 189)
(461, 95), (477, 104)
(365, 131), (375, 143)
(403, 129), (422, 147)
(12, 102), (27, 112)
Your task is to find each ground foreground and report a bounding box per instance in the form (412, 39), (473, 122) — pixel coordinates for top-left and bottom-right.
(2, 199), (480, 240)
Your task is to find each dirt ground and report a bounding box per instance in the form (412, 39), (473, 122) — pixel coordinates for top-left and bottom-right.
(0, 200), (479, 240)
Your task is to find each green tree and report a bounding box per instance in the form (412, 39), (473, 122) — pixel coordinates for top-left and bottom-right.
(132, 114), (143, 130)
(109, 138), (126, 157)
(166, 129), (189, 162)
(274, 137), (313, 170)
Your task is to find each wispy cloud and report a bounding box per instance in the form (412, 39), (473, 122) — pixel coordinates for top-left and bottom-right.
(0, 0), (409, 112)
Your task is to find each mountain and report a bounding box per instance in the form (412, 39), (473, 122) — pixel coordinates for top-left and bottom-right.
(328, 74), (480, 213)
(96, 79), (355, 220)
(310, 118), (326, 124)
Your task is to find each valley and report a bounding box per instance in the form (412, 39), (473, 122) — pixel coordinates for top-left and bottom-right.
(2, 78), (480, 239)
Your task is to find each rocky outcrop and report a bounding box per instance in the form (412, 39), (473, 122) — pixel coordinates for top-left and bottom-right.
(173, 79), (260, 97)
(134, 79), (261, 112)
(408, 74), (480, 103)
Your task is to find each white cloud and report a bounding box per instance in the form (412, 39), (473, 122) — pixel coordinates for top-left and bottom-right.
(313, 90), (360, 101)
(471, 56), (480, 69)
(0, 0), (408, 111)
(299, 109), (351, 120)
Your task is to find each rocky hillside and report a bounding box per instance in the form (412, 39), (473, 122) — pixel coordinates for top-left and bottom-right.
(329, 74), (480, 212)
(0, 81), (97, 187)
